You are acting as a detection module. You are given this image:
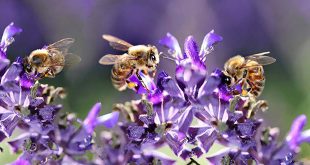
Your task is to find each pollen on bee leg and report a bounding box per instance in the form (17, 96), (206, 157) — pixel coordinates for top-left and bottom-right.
(127, 82), (137, 89)
(241, 89), (248, 96)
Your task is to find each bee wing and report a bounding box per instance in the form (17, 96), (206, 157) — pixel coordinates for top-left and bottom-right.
(38, 53), (81, 67)
(47, 38), (75, 54)
(64, 53), (81, 66)
(99, 54), (124, 65)
(246, 51), (271, 57)
(102, 34), (133, 51)
(245, 52), (276, 66)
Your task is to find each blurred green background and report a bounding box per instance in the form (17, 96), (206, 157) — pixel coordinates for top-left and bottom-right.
(0, 0), (310, 163)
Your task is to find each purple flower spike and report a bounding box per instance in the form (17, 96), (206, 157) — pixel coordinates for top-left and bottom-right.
(0, 22), (22, 56)
(199, 30), (223, 59)
(97, 111), (119, 128)
(286, 114), (307, 152)
(159, 33), (183, 62)
(83, 102), (102, 133)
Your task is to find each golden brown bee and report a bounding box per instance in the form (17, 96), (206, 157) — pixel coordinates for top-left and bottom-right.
(99, 34), (160, 91)
(23, 38), (81, 78)
(222, 52), (276, 97)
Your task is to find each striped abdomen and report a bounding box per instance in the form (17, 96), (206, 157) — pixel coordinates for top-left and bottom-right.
(111, 61), (134, 91)
(246, 64), (265, 97)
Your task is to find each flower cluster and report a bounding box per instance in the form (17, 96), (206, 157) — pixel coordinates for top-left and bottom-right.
(0, 22), (309, 165)
(0, 23), (119, 165)
(105, 30), (310, 164)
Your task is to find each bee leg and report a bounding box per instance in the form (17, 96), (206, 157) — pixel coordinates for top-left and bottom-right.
(151, 69), (156, 78)
(240, 79), (249, 97)
(136, 71), (150, 93)
(45, 68), (55, 78)
(141, 69), (148, 75)
(126, 80), (137, 89)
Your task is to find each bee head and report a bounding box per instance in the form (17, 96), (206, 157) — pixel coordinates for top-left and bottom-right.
(224, 55), (245, 78)
(29, 49), (48, 66)
(147, 46), (160, 70)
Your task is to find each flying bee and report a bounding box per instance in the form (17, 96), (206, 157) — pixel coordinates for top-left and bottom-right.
(23, 38), (81, 78)
(23, 38), (81, 79)
(222, 52), (276, 97)
(99, 34), (160, 92)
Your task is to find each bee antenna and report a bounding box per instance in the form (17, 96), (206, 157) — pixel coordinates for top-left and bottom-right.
(161, 54), (176, 61)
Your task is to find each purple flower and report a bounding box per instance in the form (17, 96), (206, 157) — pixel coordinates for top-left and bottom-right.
(286, 114), (309, 152)
(154, 32), (225, 131)
(127, 70), (157, 94)
(0, 63), (30, 141)
(0, 22), (22, 58)
(199, 30), (223, 60)
(159, 33), (183, 63)
(56, 103), (119, 156)
(160, 30), (222, 64)
(84, 102), (119, 133)
(9, 158), (30, 165)
(2, 24), (310, 165)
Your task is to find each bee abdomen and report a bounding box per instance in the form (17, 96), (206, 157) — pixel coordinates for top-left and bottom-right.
(111, 63), (133, 91)
(247, 66), (266, 97)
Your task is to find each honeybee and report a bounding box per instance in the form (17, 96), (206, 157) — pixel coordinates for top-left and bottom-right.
(222, 52), (276, 97)
(23, 38), (81, 78)
(99, 34), (160, 91)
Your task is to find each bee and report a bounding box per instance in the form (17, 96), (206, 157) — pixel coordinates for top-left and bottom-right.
(222, 52), (276, 97)
(99, 34), (160, 91)
(23, 38), (81, 78)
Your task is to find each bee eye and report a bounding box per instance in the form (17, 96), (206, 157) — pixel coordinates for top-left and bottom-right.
(32, 56), (43, 65)
(150, 52), (156, 62)
(223, 76), (232, 85)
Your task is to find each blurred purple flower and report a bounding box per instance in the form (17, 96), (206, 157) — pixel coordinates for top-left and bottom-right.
(286, 114), (309, 152)
(9, 158), (30, 165)
(84, 102), (119, 133)
(0, 22), (22, 58)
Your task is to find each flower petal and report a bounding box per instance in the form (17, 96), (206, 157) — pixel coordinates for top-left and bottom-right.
(199, 30), (223, 58)
(97, 111), (119, 129)
(286, 114), (307, 152)
(159, 33), (183, 62)
(143, 150), (176, 165)
(8, 133), (30, 153)
(1, 61), (23, 84)
(127, 71), (156, 94)
(0, 109), (20, 140)
(177, 107), (194, 134)
(0, 22), (22, 53)
(184, 36), (200, 63)
(83, 102), (101, 133)
(165, 133), (186, 155)
(9, 157), (31, 165)
(197, 130), (217, 153)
